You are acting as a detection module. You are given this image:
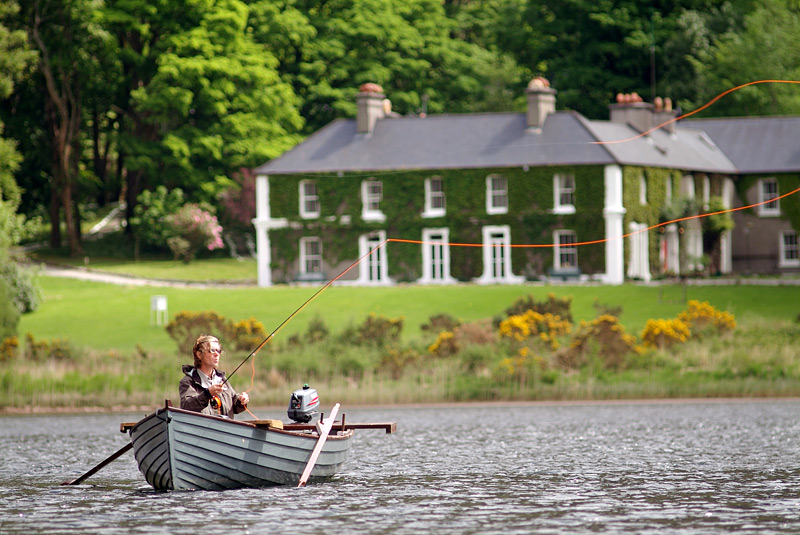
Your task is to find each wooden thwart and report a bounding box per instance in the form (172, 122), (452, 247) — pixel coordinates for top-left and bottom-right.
(283, 421), (397, 434)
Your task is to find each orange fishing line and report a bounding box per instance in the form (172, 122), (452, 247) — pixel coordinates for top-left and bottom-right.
(593, 79), (800, 145)
(234, 79), (800, 399)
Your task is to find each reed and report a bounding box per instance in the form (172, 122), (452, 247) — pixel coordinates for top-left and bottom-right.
(3, 318), (799, 411)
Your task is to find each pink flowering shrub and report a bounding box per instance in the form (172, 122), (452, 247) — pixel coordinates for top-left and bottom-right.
(166, 203), (224, 262)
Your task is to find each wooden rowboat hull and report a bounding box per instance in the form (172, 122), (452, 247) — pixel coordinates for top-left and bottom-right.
(127, 406), (353, 490)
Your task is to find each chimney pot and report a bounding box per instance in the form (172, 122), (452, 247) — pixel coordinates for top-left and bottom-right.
(356, 83), (386, 134)
(526, 77), (557, 129)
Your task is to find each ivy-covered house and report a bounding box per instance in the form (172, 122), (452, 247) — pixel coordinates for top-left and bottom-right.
(681, 117), (800, 274)
(252, 79), (785, 287)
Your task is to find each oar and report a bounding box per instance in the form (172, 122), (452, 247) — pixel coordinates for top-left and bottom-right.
(298, 403), (340, 487)
(61, 442), (133, 486)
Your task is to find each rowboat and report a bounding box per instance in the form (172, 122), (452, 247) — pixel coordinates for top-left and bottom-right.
(120, 402), (395, 491)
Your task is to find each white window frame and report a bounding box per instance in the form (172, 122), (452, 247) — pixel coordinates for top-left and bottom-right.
(702, 176), (710, 210)
(779, 231), (800, 268)
(419, 228), (455, 284)
(361, 180), (386, 222)
(423, 176), (446, 218)
(758, 178), (780, 217)
(299, 237), (323, 276)
(476, 225), (524, 284)
(554, 230), (578, 269)
(639, 175), (647, 205)
(486, 174), (508, 215)
(299, 180), (320, 219)
(553, 173), (576, 214)
(357, 231), (390, 284)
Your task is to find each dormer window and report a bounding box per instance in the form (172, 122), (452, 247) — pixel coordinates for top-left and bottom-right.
(553, 174), (575, 214)
(299, 180), (319, 219)
(486, 174), (508, 214)
(362, 179), (386, 222)
(758, 178), (780, 217)
(423, 176), (446, 218)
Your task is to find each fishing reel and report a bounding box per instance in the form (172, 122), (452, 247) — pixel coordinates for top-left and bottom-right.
(287, 384), (319, 423)
(210, 395), (222, 412)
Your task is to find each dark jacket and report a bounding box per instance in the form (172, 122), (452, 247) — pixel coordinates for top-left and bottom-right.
(179, 365), (247, 418)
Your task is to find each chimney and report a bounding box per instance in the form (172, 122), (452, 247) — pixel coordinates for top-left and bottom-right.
(356, 83), (386, 134)
(653, 96), (676, 134)
(526, 77), (557, 129)
(609, 93), (677, 134)
(609, 92), (653, 133)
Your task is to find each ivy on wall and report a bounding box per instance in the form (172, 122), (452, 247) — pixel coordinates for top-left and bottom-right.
(735, 173), (800, 233)
(622, 166), (680, 276)
(266, 164), (610, 282)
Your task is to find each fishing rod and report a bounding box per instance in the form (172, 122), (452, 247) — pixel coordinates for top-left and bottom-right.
(221, 240), (388, 386)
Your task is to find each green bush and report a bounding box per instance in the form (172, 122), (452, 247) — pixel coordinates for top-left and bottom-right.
(1, 261), (41, 313)
(0, 281), (19, 340)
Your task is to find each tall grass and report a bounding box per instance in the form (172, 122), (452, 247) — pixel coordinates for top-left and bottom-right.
(6, 272), (800, 411)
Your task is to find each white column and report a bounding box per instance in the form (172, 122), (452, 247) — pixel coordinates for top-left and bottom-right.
(603, 165), (626, 285)
(253, 174), (272, 287)
(719, 178), (734, 273)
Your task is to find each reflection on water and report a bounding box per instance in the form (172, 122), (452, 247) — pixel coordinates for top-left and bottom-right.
(2, 400), (799, 534)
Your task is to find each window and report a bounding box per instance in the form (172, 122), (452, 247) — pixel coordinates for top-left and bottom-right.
(554, 230), (578, 269)
(358, 231), (389, 284)
(362, 180), (386, 222)
(423, 177), (446, 218)
(758, 178), (780, 216)
(299, 180), (319, 219)
(420, 228), (454, 283)
(486, 174), (508, 214)
(780, 231), (799, 268)
(299, 237), (323, 276)
(665, 178), (673, 203)
(476, 225), (524, 284)
(553, 174), (575, 213)
(702, 176), (710, 210)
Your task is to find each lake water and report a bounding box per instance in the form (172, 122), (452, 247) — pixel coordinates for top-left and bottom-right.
(1, 400), (799, 534)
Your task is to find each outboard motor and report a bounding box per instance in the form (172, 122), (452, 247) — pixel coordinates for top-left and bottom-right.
(287, 384), (319, 423)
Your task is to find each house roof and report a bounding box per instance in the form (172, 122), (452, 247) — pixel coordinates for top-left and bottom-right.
(683, 116), (800, 174)
(255, 111), (614, 175)
(254, 109), (754, 176)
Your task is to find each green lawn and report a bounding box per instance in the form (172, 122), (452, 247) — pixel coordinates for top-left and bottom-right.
(18, 275), (800, 357)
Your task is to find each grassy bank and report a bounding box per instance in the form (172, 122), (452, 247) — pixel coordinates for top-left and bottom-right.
(4, 272), (800, 411)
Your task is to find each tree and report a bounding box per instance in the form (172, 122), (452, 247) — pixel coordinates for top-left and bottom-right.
(250, 0), (520, 133)
(0, 1), (41, 333)
(20, 0), (108, 256)
(492, 0), (739, 119)
(684, 0), (800, 117)
(99, 0), (303, 224)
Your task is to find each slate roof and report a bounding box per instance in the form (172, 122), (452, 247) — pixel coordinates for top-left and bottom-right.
(255, 109), (768, 176)
(683, 116), (800, 174)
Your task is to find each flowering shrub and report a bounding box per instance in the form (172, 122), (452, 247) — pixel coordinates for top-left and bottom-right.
(641, 318), (691, 349)
(428, 330), (459, 357)
(498, 310), (571, 350)
(495, 347), (546, 381)
(379, 348), (420, 379)
(230, 318), (267, 352)
(166, 203), (224, 262)
(560, 314), (639, 369)
(677, 300), (736, 336)
(0, 336), (18, 362)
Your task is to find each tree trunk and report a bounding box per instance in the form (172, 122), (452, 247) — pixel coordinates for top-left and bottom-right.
(31, 4), (84, 256)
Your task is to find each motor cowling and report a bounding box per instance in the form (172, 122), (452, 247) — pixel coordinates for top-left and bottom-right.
(287, 384), (319, 423)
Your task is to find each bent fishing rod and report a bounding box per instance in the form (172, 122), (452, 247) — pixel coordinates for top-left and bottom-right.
(220, 241), (388, 386)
